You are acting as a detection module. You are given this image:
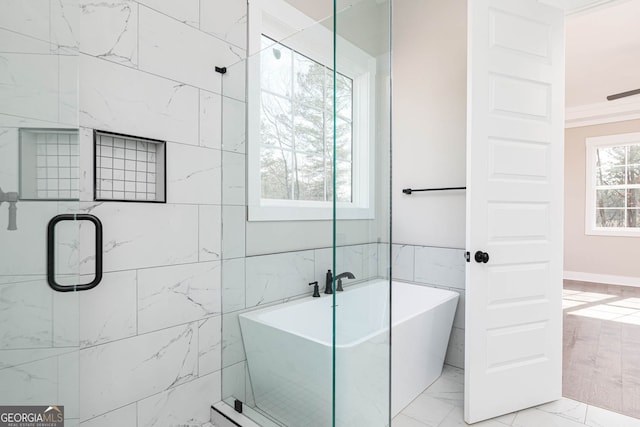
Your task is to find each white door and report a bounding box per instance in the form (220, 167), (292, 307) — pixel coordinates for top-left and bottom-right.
(465, 0), (564, 423)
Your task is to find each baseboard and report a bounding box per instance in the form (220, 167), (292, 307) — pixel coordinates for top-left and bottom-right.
(563, 271), (640, 288)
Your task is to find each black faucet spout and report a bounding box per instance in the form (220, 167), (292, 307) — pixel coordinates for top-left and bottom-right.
(335, 271), (355, 292)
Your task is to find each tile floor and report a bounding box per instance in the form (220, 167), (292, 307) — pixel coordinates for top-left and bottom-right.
(563, 280), (640, 419)
(393, 364), (640, 427)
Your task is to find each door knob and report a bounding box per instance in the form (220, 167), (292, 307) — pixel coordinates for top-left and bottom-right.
(474, 251), (489, 263)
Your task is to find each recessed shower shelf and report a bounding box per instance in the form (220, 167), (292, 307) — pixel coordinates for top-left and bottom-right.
(94, 130), (166, 203)
(19, 128), (80, 201)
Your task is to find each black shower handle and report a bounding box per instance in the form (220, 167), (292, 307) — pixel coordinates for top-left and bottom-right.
(47, 214), (103, 292)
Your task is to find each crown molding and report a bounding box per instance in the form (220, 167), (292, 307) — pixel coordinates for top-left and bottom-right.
(565, 97), (640, 128)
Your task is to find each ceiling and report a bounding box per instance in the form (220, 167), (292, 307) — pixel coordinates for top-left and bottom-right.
(565, 0), (640, 107)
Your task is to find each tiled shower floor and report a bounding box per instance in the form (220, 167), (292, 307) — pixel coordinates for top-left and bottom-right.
(393, 365), (640, 426)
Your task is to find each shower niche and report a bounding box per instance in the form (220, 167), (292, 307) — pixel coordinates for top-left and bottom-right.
(19, 128), (80, 201)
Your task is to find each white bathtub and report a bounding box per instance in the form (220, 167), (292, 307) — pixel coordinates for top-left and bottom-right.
(239, 280), (458, 427)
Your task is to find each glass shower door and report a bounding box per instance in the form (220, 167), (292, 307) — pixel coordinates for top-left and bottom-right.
(332, 0), (392, 425)
(0, 2), (83, 425)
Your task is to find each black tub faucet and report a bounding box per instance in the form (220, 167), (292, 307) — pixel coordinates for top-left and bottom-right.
(335, 272), (355, 292)
(324, 270), (333, 294)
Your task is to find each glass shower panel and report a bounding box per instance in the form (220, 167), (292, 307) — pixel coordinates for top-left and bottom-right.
(0, 1), (81, 425)
(220, 3), (343, 426)
(332, 0), (392, 426)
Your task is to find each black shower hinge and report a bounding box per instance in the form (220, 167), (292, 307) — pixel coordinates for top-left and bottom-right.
(465, 251), (470, 262)
(215, 66), (227, 74)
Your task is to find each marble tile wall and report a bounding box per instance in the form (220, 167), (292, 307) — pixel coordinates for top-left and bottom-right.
(0, 1), (247, 426)
(388, 244), (466, 369)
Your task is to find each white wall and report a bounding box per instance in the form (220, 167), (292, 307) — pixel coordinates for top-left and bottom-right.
(392, 0), (467, 249)
(564, 119), (640, 283)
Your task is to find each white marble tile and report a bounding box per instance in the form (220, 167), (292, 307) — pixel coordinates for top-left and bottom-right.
(392, 244), (415, 282)
(138, 261), (221, 333)
(222, 361), (246, 401)
(422, 370), (464, 409)
(200, 90), (222, 150)
(222, 311), (245, 368)
(513, 407), (586, 427)
(222, 205), (245, 260)
(222, 97), (246, 154)
(58, 351), (80, 419)
(198, 315), (222, 376)
(80, 404), (136, 427)
(0, 278), (52, 349)
(80, 322), (198, 420)
(0, 53), (60, 123)
(222, 257), (245, 313)
(75, 0), (137, 66)
(222, 58), (246, 103)
(79, 270), (137, 347)
(401, 394), (455, 427)
(378, 242), (390, 279)
(439, 406), (510, 427)
(138, 6), (244, 93)
(138, 372), (222, 427)
(166, 143), (221, 204)
(53, 288), (79, 347)
(245, 250), (315, 307)
(363, 243), (379, 280)
(536, 398), (588, 424)
(445, 327), (465, 370)
(392, 414), (429, 427)
(0, 27), (52, 54)
(0, 202), (77, 276)
(414, 246), (465, 290)
(0, 128), (19, 191)
(0, 0), (51, 43)
(585, 405), (640, 427)
(0, 357), (58, 405)
(222, 151), (245, 206)
(200, 0), (247, 49)
(79, 202), (198, 273)
(59, 55), (79, 126)
(51, 0), (79, 53)
(137, 0), (199, 27)
(199, 204), (222, 262)
(0, 347), (75, 370)
(79, 55), (199, 146)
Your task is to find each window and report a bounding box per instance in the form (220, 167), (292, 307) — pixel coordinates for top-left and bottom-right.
(259, 35), (353, 203)
(247, 0), (375, 221)
(585, 132), (640, 236)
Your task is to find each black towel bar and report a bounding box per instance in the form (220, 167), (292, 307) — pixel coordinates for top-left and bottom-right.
(402, 187), (466, 194)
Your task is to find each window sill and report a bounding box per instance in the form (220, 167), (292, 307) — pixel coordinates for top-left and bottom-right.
(585, 228), (640, 238)
(248, 202), (374, 222)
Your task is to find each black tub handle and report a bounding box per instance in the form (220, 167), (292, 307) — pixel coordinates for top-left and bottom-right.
(47, 214), (103, 292)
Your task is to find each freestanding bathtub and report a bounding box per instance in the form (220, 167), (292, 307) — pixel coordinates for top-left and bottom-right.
(239, 280), (459, 427)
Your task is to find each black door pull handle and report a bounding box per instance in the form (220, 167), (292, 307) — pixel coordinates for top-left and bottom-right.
(47, 214), (103, 292)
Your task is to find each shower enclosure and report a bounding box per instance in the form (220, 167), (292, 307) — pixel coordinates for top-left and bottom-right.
(219, 0), (392, 426)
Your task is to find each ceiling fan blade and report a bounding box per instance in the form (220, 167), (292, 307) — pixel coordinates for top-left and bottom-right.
(607, 88), (640, 101)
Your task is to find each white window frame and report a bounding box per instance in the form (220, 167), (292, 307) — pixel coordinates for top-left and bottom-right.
(247, 0), (376, 221)
(585, 132), (640, 237)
